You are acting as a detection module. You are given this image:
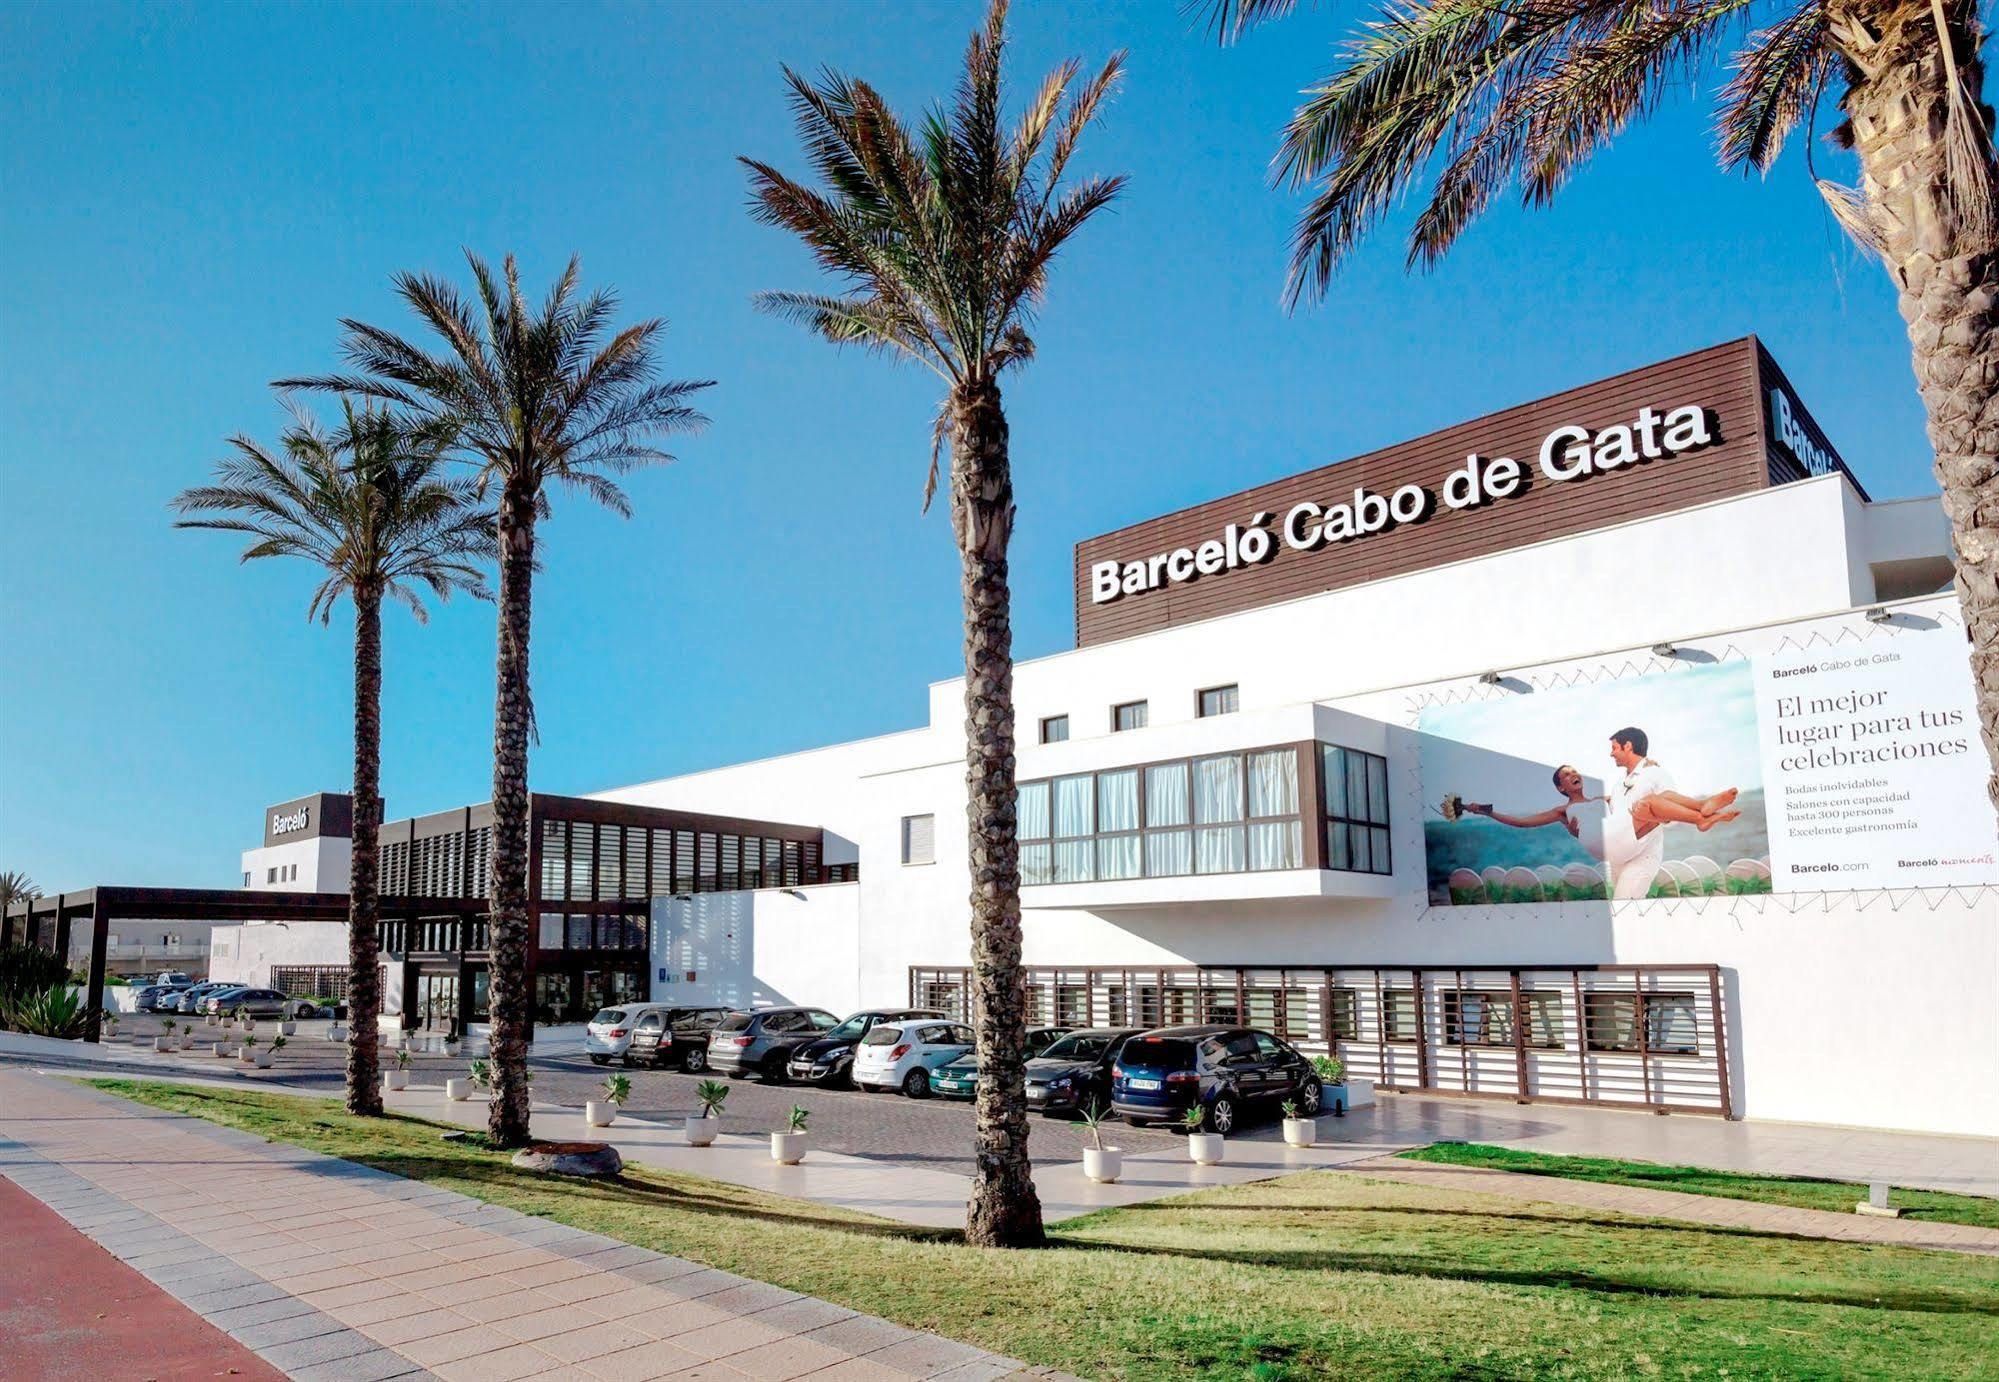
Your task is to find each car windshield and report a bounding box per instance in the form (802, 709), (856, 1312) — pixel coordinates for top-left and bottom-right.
(860, 1027), (902, 1046)
(716, 1013), (751, 1033)
(591, 1009), (628, 1026)
(826, 1015), (870, 1040)
(1117, 1037), (1197, 1072)
(1040, 1033), (1111, 1062)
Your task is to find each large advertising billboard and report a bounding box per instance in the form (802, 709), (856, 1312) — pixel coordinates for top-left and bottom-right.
(1419, 633), (1996, 904)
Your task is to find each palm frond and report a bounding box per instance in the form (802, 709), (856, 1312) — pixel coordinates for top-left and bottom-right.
(1716, 2), (1830, 171)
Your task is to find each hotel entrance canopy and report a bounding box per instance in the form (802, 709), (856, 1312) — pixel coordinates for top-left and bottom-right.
(2, 886), (496, 1043)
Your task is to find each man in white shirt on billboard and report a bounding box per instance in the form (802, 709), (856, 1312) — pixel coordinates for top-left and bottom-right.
(1607, 726), (1675, 899)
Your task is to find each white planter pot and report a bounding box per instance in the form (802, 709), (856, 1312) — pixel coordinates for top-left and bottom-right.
(214, 1043), (235, 1058)
(239, 1047), (257, 1063)
(443, 1042), (461, 1059)
(1283, 1117), (1317, 1148)
(1187, 1132), (1225, 1166)
(446, 1079), (472, 1101)
(384, 1070), (409, 1092)
(1082, 1146), (1123, 1183)
(770, 1131), (808, 1165)
(205, 1014), (219, 1026)
(586, 1101), (618, 1128)
(153, 1036), (173, 1053)
(685, 1116), (718, 1147)
(327, 1024), (347, 1042)
(253, 1049), (274, 1069)
(278, 1021), (296, 1037)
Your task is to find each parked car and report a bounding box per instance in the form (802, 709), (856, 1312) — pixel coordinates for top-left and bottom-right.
(786, 1008), (945, 1087)
(1025, 1027), (1148, 1114)
(201, 986), (294, 1018)
(706, 1007), (841, 1081)
(852, 1018), (977, 1098)
(149, 970), (194, 988)
(171, 981), (235, 1013)
(1110, 1026), (1323, 1133)
(584, 1004), (665, 1065)
(133, 981), (192, 1012)
(929, 1028), (1073, 1100)
(284, 994), (338, 1019)
(625, 1005), (732, 1071)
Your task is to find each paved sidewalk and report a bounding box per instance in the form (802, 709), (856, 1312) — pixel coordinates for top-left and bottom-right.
(0, 1070), (1068, 1381)
(1342, 1155), (1999, 1257)
(0, 1172), (288, 1382)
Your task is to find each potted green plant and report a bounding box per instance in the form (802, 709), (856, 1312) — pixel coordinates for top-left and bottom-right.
(1078, 1101), (1122, 1183)
(1184, 1104), (1224, 1166)
(254, 1034), (282, 1069)
(384, 1047), (411, 1092)
(212, 1024), (236, 1057)
(1312, 1055), (1366, 1116)
(237, 1030), (258, 1063)
(448, 1058), (483, 1102)
(686, 1079), (727, 1146)
(154, 1019), (176, 1053)
(770, 1105), (810, 1164)
(588, 1073), (631, 1128)
(277, 1009), (297, 1038)
(1281, 1098), (1316, 1148)
(442, 1031), (462, 1057)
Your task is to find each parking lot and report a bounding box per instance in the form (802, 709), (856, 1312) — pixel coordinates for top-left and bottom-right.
(87, 1012), (1201, 1173)
(531, 1050), (1190, 1172)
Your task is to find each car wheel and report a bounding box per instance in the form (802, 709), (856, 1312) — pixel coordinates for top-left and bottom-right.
(681, 1046), (707, 1074)
(901, 1068), (931, 1099)
(1298, 1078), (1323, 1115)
(590, 1054), (610, 1066)
(1125, 1117), (1148, 1129)
(761, 1054), (788, 1084)
(1206, 1094), (1238, 1135)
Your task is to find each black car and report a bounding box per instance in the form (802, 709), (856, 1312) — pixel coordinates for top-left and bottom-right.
(1024, 1027), (1146, 1114)
(624, 1006), (731, 1071)
(785, 1008), (946, 1087)
(1110, 1026), (1323, 1133)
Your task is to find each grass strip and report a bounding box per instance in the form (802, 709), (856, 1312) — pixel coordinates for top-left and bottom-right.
(84, 1080), (1999, 1381)
(1399, 1141), (1999, 1229)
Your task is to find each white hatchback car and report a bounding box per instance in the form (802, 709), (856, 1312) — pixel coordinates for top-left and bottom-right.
(851, 1019), (977, 1098)
(584, 1004), (669, 1065)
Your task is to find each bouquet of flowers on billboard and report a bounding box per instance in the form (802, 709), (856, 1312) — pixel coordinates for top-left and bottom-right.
(1420, 661), (1772, 904)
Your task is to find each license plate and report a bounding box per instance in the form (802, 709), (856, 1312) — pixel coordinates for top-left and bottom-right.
(1027, 1087), (1047, 1101)
(1129, 1078), (1161, 1091)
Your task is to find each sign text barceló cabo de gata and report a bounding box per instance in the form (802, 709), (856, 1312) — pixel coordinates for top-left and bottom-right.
(1090, 403), (1717, 605)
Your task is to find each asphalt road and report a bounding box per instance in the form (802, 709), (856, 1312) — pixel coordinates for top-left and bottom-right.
(33, 1014), (1220, 1175)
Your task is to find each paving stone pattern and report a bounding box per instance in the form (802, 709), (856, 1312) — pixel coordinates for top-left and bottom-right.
(0, 1070), (1074, 1380)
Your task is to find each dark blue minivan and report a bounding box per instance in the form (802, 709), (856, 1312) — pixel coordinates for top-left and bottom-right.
(1110, 1026), (1323, 1133)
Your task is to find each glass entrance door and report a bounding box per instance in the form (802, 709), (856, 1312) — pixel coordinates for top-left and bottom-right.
(415, 974), (459, 1034)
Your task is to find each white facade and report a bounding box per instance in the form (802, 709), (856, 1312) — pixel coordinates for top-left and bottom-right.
(593, 474), (1997, 1138)
(240, 835), (351, 892)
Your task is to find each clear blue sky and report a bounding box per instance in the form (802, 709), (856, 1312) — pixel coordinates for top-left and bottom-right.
(0, 0), (1934, 891)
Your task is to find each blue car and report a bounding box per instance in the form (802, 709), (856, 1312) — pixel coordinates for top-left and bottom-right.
(1110, 1026), (1323, 1134)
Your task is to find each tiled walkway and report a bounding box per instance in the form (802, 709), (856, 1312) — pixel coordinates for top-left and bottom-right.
(1342, 1155), (1999, 1257)
(0, 1070), (1066, 1381)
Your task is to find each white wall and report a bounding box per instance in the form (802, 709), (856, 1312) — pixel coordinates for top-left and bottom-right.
(651, 884), (862, 1015)
(208, 921), (348, 989)
(588, 482), (1996, 1137)
(240, 836), (350, 891)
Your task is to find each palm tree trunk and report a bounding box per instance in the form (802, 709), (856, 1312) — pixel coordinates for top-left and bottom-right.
(486, 483), (537, 1147)
(346, 587), (384, 1115)
(951, 377), (1044, 1249)
(1831, 0), (1999, 806)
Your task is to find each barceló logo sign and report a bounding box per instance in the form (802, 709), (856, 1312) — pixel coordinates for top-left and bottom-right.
(1090, 403), (1716, 605)
(270, 808), (310, 835)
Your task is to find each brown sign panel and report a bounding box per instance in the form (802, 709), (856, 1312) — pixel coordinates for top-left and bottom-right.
(262, 792), (355, 847)
(1073, 337), (1859, 647)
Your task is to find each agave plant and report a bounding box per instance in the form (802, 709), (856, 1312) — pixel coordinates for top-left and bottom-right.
(1075, 1100), (1110, 1152)
(603, 1072), (632, 1107)
(5, 984), (92, 1039)
(695, 1079), (729, 1119)
(784, 1105), (810, 1134)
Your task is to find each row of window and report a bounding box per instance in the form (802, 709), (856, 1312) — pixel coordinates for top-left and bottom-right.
(253, 863), (300, 885)
(1036, 683), (1240, 745)
(1000, 741), (1389, 883)
(914, 974), (1702, 1057)
(538, 820), (825, 900)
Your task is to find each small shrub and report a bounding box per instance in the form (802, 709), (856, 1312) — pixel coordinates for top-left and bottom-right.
(1181, 1105), (1208, 1134)
(603, 1073), (632, 1106)
(783, 1105), (810, 1134)
(1312, 1055), (1346, 1085)
(1076, 1100), (1109, 1151)
(695, 1079), (729, 1118)
(395, 1048), (411, 1070)
(6, 984), (92, 1038)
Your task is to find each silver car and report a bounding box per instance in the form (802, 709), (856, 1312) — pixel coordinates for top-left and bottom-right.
(707, 1007), (840, 1081)
(203, 986), (293, 1018)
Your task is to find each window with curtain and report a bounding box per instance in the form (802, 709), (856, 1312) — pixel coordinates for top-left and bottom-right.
(1247, 748), (1302, 870)
(1193, 754), (1244, 874)
(1322, 744), (1392, 875)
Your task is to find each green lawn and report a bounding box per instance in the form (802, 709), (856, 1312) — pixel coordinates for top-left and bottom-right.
(1400, 1141), (1999, 1230)
(89, 1080), (1999, 1380)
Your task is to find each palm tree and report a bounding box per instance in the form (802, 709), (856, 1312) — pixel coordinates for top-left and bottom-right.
(1207, 0), (1998, 805)
(743, 0), (1125, 1247)
(173, 400), (493, 1115)
(280, 254), (713, 1147)
(0, 871), (41, 945)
